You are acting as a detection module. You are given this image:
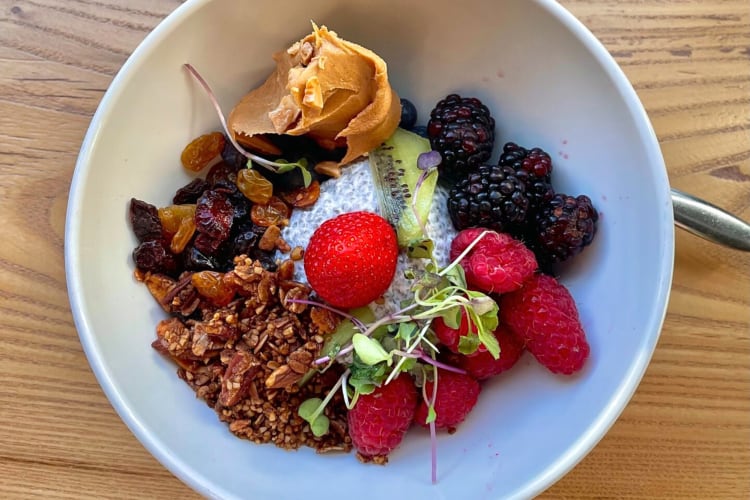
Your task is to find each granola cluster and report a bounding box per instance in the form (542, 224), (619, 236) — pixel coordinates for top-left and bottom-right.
(141, 255), (352, 453)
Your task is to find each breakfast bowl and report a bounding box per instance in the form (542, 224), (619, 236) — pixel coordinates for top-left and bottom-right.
(64, 0), (674, 498)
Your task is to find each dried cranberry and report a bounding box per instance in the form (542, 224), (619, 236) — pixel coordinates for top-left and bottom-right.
(195, 190), (233, 241)
(182, 245), (220, 271)
(206, 161), (239, 187)
(129, 198), (162, 242)
(194, 232), (224, 256)
(133, 240), (177, 275)
(173, 178), (209, 204)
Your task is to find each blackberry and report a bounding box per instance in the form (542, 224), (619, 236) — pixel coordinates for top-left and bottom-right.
(427, 94), (495, 185)
(533, 194), (598, 264)
(498, 142), (555, 212)
(447, 164), (529, 232)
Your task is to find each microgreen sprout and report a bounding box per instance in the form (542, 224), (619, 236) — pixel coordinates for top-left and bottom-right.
(183, 63), (312, 186)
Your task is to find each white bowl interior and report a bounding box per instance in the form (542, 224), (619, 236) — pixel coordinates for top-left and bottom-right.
(66, 0), (674, 498)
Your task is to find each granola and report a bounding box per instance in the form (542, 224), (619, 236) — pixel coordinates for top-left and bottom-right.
(143, 255), (351, 453)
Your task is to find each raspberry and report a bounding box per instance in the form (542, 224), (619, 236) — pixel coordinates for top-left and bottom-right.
(533, 194), (598, 265)
(498, 142), (555, 214)
(432, 309), (478, 353)
(444, 324), (524, 380)
(427, 94), (495, 185)
(347, 373), (418, 461)
(450, 228), (537, 294)
(414, 370), (480, 432)
(499, 274), (589, 375)
(447, 164), (529, 233)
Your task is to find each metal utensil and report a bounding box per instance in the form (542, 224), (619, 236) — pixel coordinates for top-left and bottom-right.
(671, 189), (750, 252)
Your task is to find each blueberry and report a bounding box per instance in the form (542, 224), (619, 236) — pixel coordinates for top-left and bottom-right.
(399, 98), (418, 130)
(412, 125), (428, 138)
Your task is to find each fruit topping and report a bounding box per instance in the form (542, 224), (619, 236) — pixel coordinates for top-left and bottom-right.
(449, 228), (537, 294)
(532, 193), (599, 265)
(347, 373), (417, 462)
(180, 131), (225, 172)
(447, 164), (529, 233)
(129, 198), (163, 243)
(414, 369), (480, 432)
(398, 98), (418, 130)
(250, 196), (291, 227)
(303, 211), (398, 309)
(500, 274), (590, 375)
(498, 142), (555, 214)
(369, 127), (437, 247)
(427, 94), (495, 185)
(235, 168), (273, 204)
(443, 324), (525, 380)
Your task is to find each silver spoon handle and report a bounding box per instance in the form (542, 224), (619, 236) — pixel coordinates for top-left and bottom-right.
(671, 189), (750, 252)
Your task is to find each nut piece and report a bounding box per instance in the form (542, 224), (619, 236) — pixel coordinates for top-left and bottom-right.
(314, 160), (341, 178)
(290, 246), (304, 261)
(265, 365), (303, 389)
(259, 225), (281, 251)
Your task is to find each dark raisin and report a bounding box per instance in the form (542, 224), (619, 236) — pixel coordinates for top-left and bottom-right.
(173, 178), (209, 204)
(195, 190), (233, 241)
(227, 190), (251, 226)
(182, 245), (220, 271)
(133, 240), (177, 275)
(250, 248), (277, 271)
(129, 198), (162, 242)
(230, 226), (260, 257)
(206, 161), (239, 187)
(221, 139), (247, 170)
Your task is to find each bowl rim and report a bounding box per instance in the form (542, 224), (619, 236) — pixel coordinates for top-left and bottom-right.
(64, 0), (675, 498)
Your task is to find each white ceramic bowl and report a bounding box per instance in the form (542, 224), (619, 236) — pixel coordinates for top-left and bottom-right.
(65, 0), (675, 498)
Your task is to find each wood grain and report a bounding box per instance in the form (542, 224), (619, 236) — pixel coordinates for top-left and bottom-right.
(0, 0), (748, 498)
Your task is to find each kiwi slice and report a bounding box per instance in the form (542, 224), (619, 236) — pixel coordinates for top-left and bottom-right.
(369, 127), (438, 249)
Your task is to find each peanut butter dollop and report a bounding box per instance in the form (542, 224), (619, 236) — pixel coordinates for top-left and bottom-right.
(227, 24), (401, 166)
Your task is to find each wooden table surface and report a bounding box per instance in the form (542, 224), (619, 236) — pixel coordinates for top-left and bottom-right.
(1, 0), (748, 498)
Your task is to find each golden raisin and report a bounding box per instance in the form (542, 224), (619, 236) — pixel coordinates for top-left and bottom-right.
(170, 216), (196, 254)
(236, 169), (273, 204)
(280, 180), (320, 208)
(181, 132), (225, 172)
(158, 204), (196, 236)
(191, 271), (236, 307)
(251, 196), (291, 227)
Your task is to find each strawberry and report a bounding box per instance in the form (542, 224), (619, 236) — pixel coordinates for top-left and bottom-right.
(304, 211), (398, 309)
(450, 228), (537, 294)
(444, 324), (524, 380)
(414, 369), (480, 432)
(500, 274), (589, 375)
(347, 373), (418, 462)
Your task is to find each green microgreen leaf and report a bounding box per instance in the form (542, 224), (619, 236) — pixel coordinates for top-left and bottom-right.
(443, 262), (467, 288)
(426, 405), (437, 424)
(457, 334), (481, 355)
(440, 306), (461, 329)
(247, 157), (312, 187)
(352, 333), (392, 365)
(298, 398), (330, 437)
(395, 322), (419, 343)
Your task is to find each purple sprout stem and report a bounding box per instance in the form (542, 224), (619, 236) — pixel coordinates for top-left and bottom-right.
(390, 349), (467, 375)
(182, 63), (282, 174)
(314, 302), (421, 365)
(285, 298), (367, 331)
(430, 420), (438, 484)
